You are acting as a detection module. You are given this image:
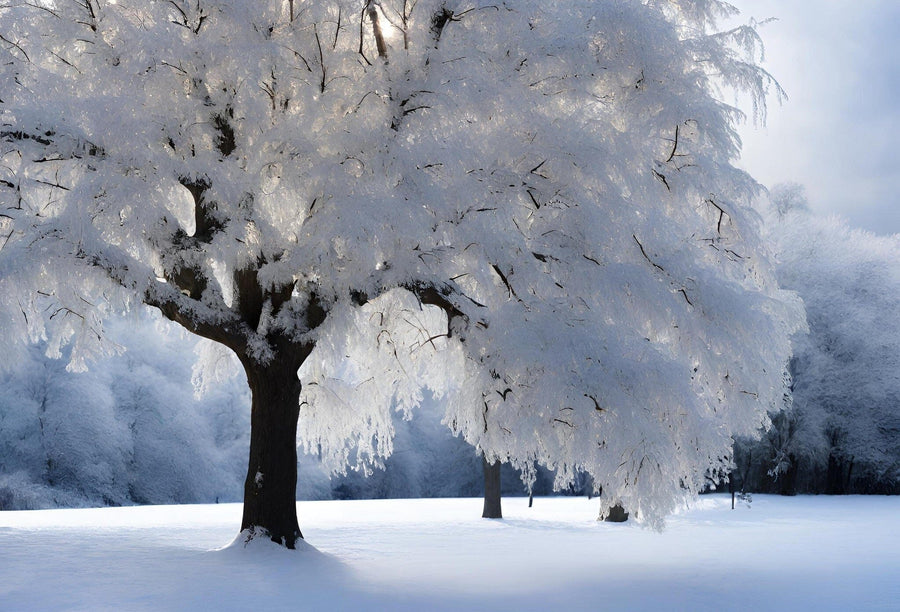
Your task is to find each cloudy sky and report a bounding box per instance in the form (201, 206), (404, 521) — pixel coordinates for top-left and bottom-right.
(728, 1), (900, 235)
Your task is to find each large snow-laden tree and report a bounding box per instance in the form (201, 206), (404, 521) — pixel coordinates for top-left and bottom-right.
(0, 0), (803, 546)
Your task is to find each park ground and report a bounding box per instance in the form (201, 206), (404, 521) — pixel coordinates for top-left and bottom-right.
(1, 494), (898, 610)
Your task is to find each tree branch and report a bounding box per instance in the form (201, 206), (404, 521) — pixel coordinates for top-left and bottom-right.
(406, 281), (487, 337)
(84, 244), (249, 354)
(143, 279), (250, 354)
(491, 263), (519, 300)
(314, 24), (327, 93)
(633, 234), (664, 272)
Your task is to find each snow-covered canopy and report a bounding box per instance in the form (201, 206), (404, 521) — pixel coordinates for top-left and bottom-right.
(0, 0), (804, 524)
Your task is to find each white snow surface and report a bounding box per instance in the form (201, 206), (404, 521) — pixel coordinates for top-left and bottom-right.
(1, 495), (897, 611)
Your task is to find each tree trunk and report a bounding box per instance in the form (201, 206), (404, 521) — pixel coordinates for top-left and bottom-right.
(779, 453), (799, 496)
(604, 504), (629, 522)
(240, 359), (304, 548)
(482, 456), (502, 519)
(826, 452), (844, 495)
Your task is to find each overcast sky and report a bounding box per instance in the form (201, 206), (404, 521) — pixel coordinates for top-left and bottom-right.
(728, 1), (900, 235)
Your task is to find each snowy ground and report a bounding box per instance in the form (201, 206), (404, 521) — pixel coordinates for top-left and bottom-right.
(1, 495), (897, 611)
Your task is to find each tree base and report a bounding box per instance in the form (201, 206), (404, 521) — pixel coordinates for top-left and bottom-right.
(482, 456), (502, 519)
(230, 526), (304, 550)
(603, 505), (629, 522)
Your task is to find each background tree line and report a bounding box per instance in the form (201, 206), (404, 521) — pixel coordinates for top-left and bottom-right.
(3, 185), (898, 511)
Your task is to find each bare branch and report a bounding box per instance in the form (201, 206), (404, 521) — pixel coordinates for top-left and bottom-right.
(358, 5), (373, 65)
(705, 198), (728, 234)
(666, 124), (679, 163)
(314, 24), (327, 93)
(0, 33), (29, 62)
(632, 234), (664, 272)
(652, 169), (670, 191)
(33, 179), (71, 191)
(333, 5), (342, 50)
(585, 394), (604, 412)
(491, 264), (519, 300)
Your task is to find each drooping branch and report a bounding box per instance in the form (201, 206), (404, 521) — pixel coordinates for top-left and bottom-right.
(76, 0), (99, 33)
(662, 121), (696, 172)
(333, 5), (342, 49)
(633, 235), (694, 308)
(357, 5), (373, 65)
(167, 0), (207, 35)
(314, 23), (328, 92)
(0, 33), (30, 62)
(652, 168), (670, 191)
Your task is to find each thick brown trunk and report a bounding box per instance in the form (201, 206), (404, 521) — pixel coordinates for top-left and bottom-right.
(482, 456), (502, 519)
(240, 359), (303, 548)
(604, 504), (629, 522)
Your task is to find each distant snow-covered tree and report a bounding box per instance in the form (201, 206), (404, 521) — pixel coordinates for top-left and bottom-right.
(736, 197), (900, 494)
(0, 0), (802, 546)
(769, 182), (810, 217)
(0, 313), (249, 510)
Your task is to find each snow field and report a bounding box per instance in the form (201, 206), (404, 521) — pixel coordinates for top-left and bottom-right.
(2, 494), (898, 611)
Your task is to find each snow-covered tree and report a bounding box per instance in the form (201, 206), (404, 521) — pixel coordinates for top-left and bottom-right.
(0, 313), (249, 510)
(737, 195), (900, 494)
(0, 0), (802, 546)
